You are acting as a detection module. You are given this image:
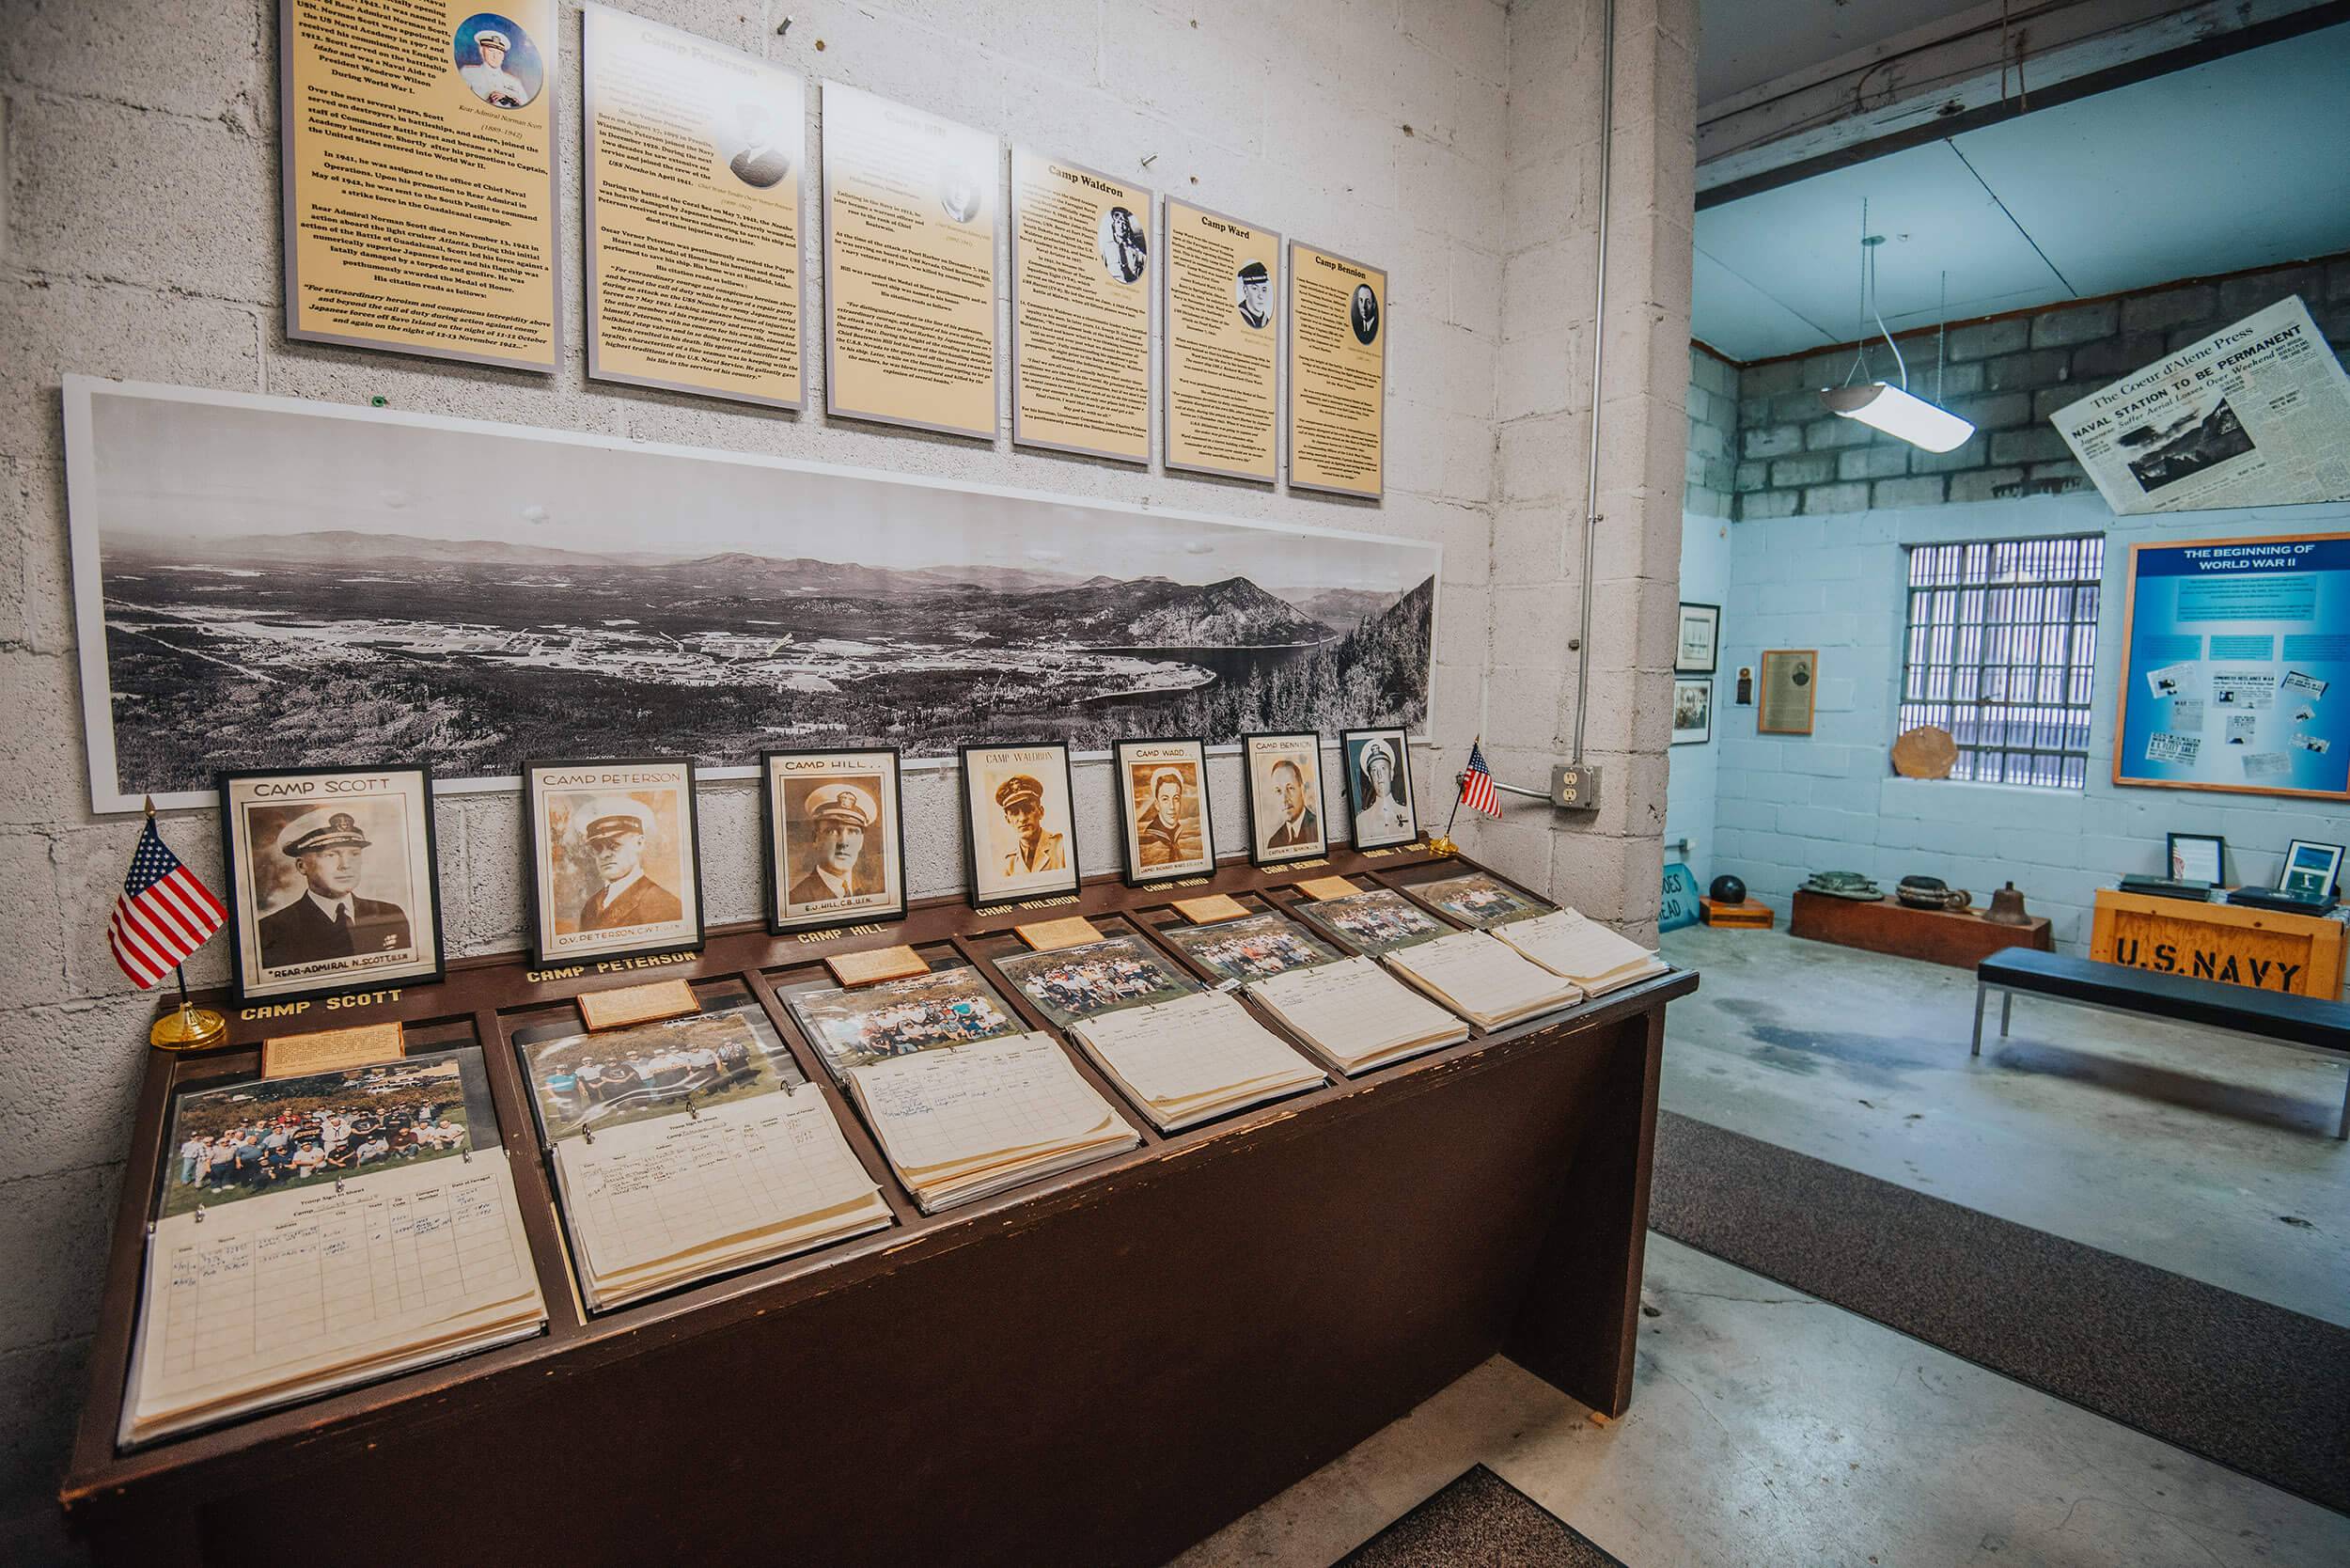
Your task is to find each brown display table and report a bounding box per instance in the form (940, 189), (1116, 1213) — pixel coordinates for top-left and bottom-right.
(1790, 888), (2053, 968)
(61, 846), (1694, 1567)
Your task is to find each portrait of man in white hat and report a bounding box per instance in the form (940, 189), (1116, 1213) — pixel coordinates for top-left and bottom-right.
(456, 20), (535, 109)
(790, 782), (881, 906)
(572, 794), (684, 932)
(1346, 729), (1416, 847)
(257, 807), (413, 969)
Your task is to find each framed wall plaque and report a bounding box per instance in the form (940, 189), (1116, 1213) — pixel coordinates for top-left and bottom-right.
(218, 765), (446, 1006)
(523, 758), (705, 967)
(1670, 679), (1713, 745)
(1757, 650), (1818, 736)
(762, 748), (908, 934)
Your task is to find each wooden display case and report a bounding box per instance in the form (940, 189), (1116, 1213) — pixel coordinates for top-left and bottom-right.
(61, 844), (1695, 1566)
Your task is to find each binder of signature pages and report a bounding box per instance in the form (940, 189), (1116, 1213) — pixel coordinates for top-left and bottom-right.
(120, 1053), (546, 1448)
(1244, 955), (1469, 1074)
(1491, 909), (1669, 996)
(1378, 929), (1586, 1030)
(845, 1033), (1139, 1213)
(520, 1010), (894, 1312)
(1068, 989), (1325, 1130)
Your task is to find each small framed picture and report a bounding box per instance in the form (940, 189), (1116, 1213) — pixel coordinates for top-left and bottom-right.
(1671, 678), (1713, 745)
(218, 765), (446, 1006)
(1243, 732), (1327, 866)
(762, 747), (908, 934)
(1113, 737), (1214, 885)
(524, 758), (705, 967)
(961, 742), (1081, 908)
(1757, 649), (1818, 736)
(1340, 727), (1418, 849)
(1676, 602), (1720, 674)
(2165, 831), (2225, 885)
(2280, 839), (2343, 899)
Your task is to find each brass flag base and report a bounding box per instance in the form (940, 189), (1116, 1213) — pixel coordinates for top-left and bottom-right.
(149, 1004), (227, 1052)
(1426, 835), (1460, 858)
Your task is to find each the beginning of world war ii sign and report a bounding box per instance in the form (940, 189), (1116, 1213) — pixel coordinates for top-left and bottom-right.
(63, 378), (1439, 813)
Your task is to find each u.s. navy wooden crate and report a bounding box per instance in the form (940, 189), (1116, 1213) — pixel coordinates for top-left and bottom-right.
(2090, 888), (2344, 998)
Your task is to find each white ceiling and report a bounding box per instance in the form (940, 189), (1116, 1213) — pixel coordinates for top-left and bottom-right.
(1692, 23), (2350, 362)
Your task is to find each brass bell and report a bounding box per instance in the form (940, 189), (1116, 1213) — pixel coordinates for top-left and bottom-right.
(1983, 881), (2033, 927)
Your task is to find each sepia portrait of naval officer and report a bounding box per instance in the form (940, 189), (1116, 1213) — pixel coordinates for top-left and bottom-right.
(257, 810), (412, 968)
(1237, 260), (1272, 329)
(996, 774), (1067, 873)
(575, 796), (684, 931)
(790, 784), (881, 905)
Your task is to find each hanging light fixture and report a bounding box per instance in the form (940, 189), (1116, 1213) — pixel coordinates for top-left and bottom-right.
(1818, 203), (1974, 454)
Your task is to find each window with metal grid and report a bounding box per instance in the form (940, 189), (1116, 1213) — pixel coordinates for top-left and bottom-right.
(1899, 535), (2104, 790)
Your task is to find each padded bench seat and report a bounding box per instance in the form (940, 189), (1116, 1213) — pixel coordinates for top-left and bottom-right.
(1973, 946), (2350, 1139)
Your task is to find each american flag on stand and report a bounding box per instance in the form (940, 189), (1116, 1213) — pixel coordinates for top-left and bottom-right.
(1459, 741), (1501, 819)
(109, 815), (227, 990)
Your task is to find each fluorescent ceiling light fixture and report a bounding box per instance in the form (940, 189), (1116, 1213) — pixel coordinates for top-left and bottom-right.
(1818, 383), (1975, 452)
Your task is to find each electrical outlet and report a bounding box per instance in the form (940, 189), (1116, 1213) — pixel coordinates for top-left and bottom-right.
(1551, 763), (1601, 811)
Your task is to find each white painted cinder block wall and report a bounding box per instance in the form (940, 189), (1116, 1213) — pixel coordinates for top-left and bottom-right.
(0, 0), (1694, 1548)
(1691, 492), (2350, 958)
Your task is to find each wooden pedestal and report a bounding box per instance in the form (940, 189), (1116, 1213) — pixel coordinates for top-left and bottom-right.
(1700, 897), (1774, 929)
(1790, 889), (2053, 969)
(61, 847), (1694, 1567)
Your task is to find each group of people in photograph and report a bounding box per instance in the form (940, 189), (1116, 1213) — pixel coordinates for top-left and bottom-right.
(1015, 952), (1180, 1019)
(536, 1034), (758, 1121)
(175, 1099), (467, 1196)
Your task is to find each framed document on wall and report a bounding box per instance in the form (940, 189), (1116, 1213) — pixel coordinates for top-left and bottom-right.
(1675, 603), (1719, 674)
(1757, 650), (1817, 736)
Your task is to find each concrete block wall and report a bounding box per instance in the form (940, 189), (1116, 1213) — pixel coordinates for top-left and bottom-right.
(1703, 492), (2350, 965)
(1722, 255), (2350, 523)
(0, 1), (1694, 1553)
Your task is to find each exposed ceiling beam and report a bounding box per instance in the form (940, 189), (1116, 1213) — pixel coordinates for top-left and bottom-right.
(1699, 0), (2344, 205)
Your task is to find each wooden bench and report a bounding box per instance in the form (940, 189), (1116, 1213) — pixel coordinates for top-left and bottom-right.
(1973, 947), (2350, 1139)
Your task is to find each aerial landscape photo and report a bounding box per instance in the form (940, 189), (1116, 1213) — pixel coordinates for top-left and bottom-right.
(72, 384), (1437, 801)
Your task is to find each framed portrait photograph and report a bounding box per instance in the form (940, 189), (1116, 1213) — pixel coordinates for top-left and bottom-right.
(1243, 732), (1328, 867)
(762, 748), (907, 933)
(2280, 839), (2341, 898)
(1113, 737), (1214, 885)
(523, 759), (704, 967)
(1757, 649), (1818, 736)
(961, 742), (1081, 908)
(218, 765), (446, 1006)
(2165, 831), (2225, 885)
(1671, 678), (1713, 745)
(1340, 727), (1418, 849)
(1676, 602), (1720, 674)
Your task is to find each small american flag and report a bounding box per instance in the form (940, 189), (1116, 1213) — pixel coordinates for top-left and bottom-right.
(1460, 741), (1501, 819)
(110, 818), (227, 990)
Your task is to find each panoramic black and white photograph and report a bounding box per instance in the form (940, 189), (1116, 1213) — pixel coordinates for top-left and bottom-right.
(65, 380), (1439, 809)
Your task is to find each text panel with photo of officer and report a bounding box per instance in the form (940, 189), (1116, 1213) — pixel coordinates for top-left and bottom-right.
(525, 759), (704, 966)
(219, 766), (445, 1004)
(764, 748), (907, 933)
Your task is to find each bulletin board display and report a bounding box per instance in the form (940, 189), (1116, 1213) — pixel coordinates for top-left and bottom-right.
(2113, 532), (2349, 799)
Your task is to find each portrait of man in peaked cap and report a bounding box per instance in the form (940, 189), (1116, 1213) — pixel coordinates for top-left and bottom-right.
(766, 750), (907, 933)
(257, 808), (414, 968)
(526, 760), (703, 965)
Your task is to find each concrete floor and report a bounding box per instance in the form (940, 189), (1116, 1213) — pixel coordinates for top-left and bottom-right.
(1653, 924), (2350, 1326)
(1173, 1237), (2350, 1568)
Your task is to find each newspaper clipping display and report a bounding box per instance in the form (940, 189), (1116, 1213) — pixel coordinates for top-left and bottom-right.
(2051, 298), (2350, 516)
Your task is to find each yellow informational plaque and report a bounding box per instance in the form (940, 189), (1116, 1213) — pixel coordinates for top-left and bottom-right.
(826, 944), (930, 988)
(1015, 915), (1104, 951)
(1164, 199), (1280, 482)
(1295, 875), (1361, 902)
(584, 6), (804, 408)
(1171, 893), (1250, 924)
(261, 1022), (405, 1081)
(278, 0), (560, 371)
(579, 979), (700, 1030)
(1010, 149), (1151, 463)
(821, 84), (999, 438)
(1286, 242), (1386, 498)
